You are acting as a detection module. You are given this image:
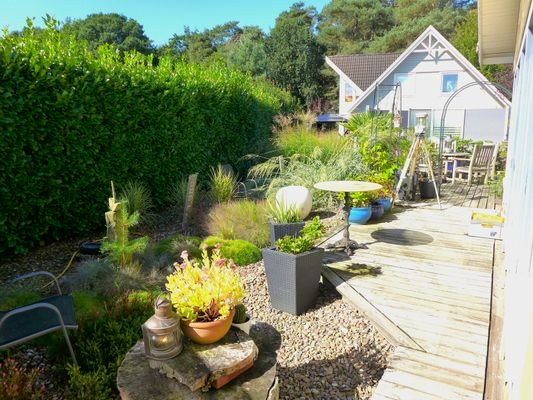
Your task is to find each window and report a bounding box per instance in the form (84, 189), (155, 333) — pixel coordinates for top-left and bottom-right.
(442, 73), (458, 93)
(394, 73), (413, 95)
(344, 83), (353, 103)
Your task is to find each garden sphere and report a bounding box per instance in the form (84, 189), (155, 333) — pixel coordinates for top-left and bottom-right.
(276, 186), (312, 219)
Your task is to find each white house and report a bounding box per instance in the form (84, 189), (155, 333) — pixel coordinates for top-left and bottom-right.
(326, 26), (511, 142)
(478, 1), (533, 398)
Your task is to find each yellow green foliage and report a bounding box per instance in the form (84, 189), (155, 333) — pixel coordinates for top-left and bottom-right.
(165, 246), (245, 322)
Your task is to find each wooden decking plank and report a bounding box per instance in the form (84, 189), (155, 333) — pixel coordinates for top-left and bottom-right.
(393, 346), (486, 378)
(322, 267), (424, 351)
(380, 369), (482, 400)
(344, 276), (490, 311)
(351, 284), (490, 323)
(373, 379), (446, 400)
(338, 252), (493, 282)
(388, 355), (484, 392)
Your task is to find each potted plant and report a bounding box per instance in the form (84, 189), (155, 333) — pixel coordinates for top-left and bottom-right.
(165, 244), (245, 344)
(231, 303), (252, 335)
(268, 201), (305, 245)
(262, 217), (325, 315)
(349, 192), (373, 224)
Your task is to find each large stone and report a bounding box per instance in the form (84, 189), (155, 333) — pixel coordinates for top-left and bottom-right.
(117, 323), (279, 400)
(149, 329), (258, 392)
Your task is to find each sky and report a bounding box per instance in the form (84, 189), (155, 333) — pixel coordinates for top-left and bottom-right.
(1, 0), (331, 45)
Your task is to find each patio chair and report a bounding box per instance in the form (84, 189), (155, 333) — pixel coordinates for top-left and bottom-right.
(451, 143), (496, 185)
(0, 271), (78, 365)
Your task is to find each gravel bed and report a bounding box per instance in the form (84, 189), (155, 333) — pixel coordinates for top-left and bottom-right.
(239, 261), (393, 400)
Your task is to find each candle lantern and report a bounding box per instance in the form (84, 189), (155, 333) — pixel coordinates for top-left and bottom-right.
(142, 296), (183, 360)
(393, 111), (402, 128)
(414, 113), (428, 135)
(443, 135), (454, 153)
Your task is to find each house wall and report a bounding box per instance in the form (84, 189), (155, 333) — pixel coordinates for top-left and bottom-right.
(500, 15), (533, 400)
(339, 77), (358, 116)
(354, 51), (507, 141)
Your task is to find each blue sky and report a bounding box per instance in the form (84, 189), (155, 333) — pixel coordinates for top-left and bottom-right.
(1, 0), (331, 45)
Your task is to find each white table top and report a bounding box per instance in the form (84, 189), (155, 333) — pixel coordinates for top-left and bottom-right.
(314, 180), (382, 193)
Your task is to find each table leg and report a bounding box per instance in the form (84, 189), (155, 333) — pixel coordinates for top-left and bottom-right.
(326, 192), (364, 255)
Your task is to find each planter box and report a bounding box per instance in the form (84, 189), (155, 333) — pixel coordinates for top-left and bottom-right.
(262, 247), (324, 315)
(468, 212), (504, 240)
(419, 181), (436, 199)
(269, 222), (305, 246)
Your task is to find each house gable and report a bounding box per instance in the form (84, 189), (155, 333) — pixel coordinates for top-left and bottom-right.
(348, 25), (510, 113)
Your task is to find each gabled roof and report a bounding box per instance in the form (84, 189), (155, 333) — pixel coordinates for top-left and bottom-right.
(326, 53), (401, 91)
(347, 25), (511, 112)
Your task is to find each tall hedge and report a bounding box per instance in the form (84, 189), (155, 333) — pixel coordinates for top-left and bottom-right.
(0, 24), (294, 255)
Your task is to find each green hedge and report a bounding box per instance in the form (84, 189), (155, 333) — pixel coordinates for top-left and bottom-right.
(0, 23), (294, 255)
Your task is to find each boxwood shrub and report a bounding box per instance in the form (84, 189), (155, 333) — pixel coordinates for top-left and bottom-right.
(0, 22), (294, 255)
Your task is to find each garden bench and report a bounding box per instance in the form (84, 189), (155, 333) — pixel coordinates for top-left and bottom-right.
(0, 271), (78, 365)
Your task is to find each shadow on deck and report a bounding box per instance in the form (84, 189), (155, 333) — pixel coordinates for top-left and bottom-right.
(322, 206), (496, 400)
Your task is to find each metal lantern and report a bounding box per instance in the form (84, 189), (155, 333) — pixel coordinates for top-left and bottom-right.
(142, 297), (183, 360)
(393, 111), (402, 128)
(414, 113), (428, 135)
(443, 135), (454, 153)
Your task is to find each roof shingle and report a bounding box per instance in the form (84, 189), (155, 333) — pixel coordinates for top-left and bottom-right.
(328, 53), (401, 91)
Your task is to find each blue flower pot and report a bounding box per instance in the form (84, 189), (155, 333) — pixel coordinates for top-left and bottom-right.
(349, 207), (372, 225)
(371, 204), (385, 220)
(375, 197), (392, 212)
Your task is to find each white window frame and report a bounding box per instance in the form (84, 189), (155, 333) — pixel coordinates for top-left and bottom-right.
(344, 82), (354, 103)
(441, 72), (459, 93)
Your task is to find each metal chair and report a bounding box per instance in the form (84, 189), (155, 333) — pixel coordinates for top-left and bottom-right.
(452, 144), (496, 185)
(0, 271), (78, 365)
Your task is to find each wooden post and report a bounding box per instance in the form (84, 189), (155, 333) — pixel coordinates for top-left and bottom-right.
(182, 173), (198, 230)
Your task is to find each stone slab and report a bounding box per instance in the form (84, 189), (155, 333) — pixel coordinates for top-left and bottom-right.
(149, 329), (258, 392)
(117, 322), (280, 400)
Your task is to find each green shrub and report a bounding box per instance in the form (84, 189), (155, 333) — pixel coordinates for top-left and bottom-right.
(275, 126), (346, 161)
(202, 237), (262, 266)
(0, 358), (45, 399)
(209, 165), (238, 203)
(0, 21), (294, 256)
(153, 234), (202, 260)
(67, 291), (156, 398)
(0, 287), (40, 310)
(206, 200), (270, 248)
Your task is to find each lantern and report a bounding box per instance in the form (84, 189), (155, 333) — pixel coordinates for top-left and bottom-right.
(142, 297), (183, 360)
(393, 111), (402, 128)
(414, 113), (428, 135)
(443, 135), (454, 153)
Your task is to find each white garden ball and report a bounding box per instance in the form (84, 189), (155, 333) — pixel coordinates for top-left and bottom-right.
(275, 186), (312, 219)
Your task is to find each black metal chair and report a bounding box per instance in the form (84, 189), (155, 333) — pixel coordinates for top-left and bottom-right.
(0, 271), (78, 365)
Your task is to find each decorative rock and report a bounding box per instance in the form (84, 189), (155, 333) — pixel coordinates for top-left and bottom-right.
(149, 329), (258, 392)
(275, 186), (312, 219)
(117, 324), (279, 400)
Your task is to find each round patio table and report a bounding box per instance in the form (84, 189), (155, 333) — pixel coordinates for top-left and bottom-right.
(314, 180), (382, 255)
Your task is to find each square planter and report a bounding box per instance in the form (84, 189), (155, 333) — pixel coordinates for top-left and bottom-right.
(262, 247), (324, 315)
(269, 222), (305, 246)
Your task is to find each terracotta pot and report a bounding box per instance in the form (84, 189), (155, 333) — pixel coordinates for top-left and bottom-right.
(181, 310), (234, 344)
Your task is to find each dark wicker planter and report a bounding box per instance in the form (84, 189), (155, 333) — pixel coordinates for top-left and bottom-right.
(419, 180), (436, 199)
(262, 247), (324, 315)
(269, 222), (305, 246)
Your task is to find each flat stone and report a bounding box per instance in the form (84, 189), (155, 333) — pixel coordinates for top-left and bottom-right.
(117, 322), (279, 400)
(149, 329), (258, 392)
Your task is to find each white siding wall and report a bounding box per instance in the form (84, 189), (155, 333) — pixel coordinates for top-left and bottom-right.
(355, 51), (504, 112)
(501, 22), (533, 400)
(339, 77), (358, 116)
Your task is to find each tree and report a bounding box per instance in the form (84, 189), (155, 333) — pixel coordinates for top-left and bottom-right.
(451, 9), (513, 93)
(266, 2), (326, 107)
(62, 13), (153, 54)
(367, 0), (464, 53)
(225, 26), (268, 76)
(318, 0), (394, 55)
(163, 21), (241, 64)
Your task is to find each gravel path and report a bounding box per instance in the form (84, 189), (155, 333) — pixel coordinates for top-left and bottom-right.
(239, 261), (393, 400)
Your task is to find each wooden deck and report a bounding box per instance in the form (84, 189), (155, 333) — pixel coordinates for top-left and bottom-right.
(396, 182), (502, 212)
(322, 204), (497, 399)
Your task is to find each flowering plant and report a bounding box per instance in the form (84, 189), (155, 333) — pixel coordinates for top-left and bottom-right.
(165, 244), (245, 322)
